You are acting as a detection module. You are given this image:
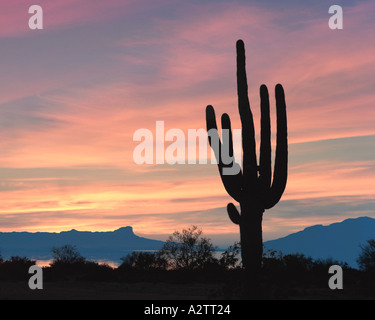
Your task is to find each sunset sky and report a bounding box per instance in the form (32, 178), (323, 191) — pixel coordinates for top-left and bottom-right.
(0, 0), (374, 246)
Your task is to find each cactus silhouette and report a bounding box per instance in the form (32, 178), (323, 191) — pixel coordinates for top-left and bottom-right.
(205, 40), (288, 279)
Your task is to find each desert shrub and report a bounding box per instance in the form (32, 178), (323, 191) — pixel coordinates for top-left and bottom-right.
(158, 226), (216, 270)
(47, 244), (89, 279)
(281, 253), (314, 272)
(218, 242), (241, 269)
(119, 251), (167, 271)
(50, 244), (85, 266)
(0, 256), (36, 281)
(357, 239), (375, 272)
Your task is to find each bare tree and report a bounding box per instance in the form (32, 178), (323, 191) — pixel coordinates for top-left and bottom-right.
(357, 239), (375, 272)
(51, 244), (85, 266)
(159, 226), (216, 270)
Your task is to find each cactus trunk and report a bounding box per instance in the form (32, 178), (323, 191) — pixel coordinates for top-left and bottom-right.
(239, 203), (264, 274)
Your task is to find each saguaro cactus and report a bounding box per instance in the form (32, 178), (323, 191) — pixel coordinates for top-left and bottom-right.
(205, 40), (288, 277)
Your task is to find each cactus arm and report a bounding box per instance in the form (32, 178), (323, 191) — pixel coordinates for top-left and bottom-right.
(236, 40), (258, 187)
(264, 84), (288, 209)
(206, 105), (243, 203)
(221, 113), (234, 161)
(259, 84), (272, 190)
(205, 105), (221, 162)
(227, 203), (241, 225)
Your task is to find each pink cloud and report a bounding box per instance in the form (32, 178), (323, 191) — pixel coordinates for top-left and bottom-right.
(0, 0), (138, 37)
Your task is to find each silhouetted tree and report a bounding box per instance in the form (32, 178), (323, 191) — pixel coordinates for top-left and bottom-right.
(51, 244), (85, 266)
(281, 253), (314, 273)
(218, 242), (241, 269)
(357, 239), (375, 272)
(205, 40), (287, 287)
(159, 226), (216, 270)
(0, 256), (36, 281)
(119, 251), (167, 271)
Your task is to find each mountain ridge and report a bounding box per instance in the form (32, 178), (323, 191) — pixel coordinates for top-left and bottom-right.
(264, 216), (375, 268)
(0, 226), (164, 263)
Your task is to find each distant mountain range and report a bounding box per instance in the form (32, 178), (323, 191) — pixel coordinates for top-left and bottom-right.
(264, 216), (375, 268)
(1, 217), (374, 268)
(0, 226), (164, 264)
